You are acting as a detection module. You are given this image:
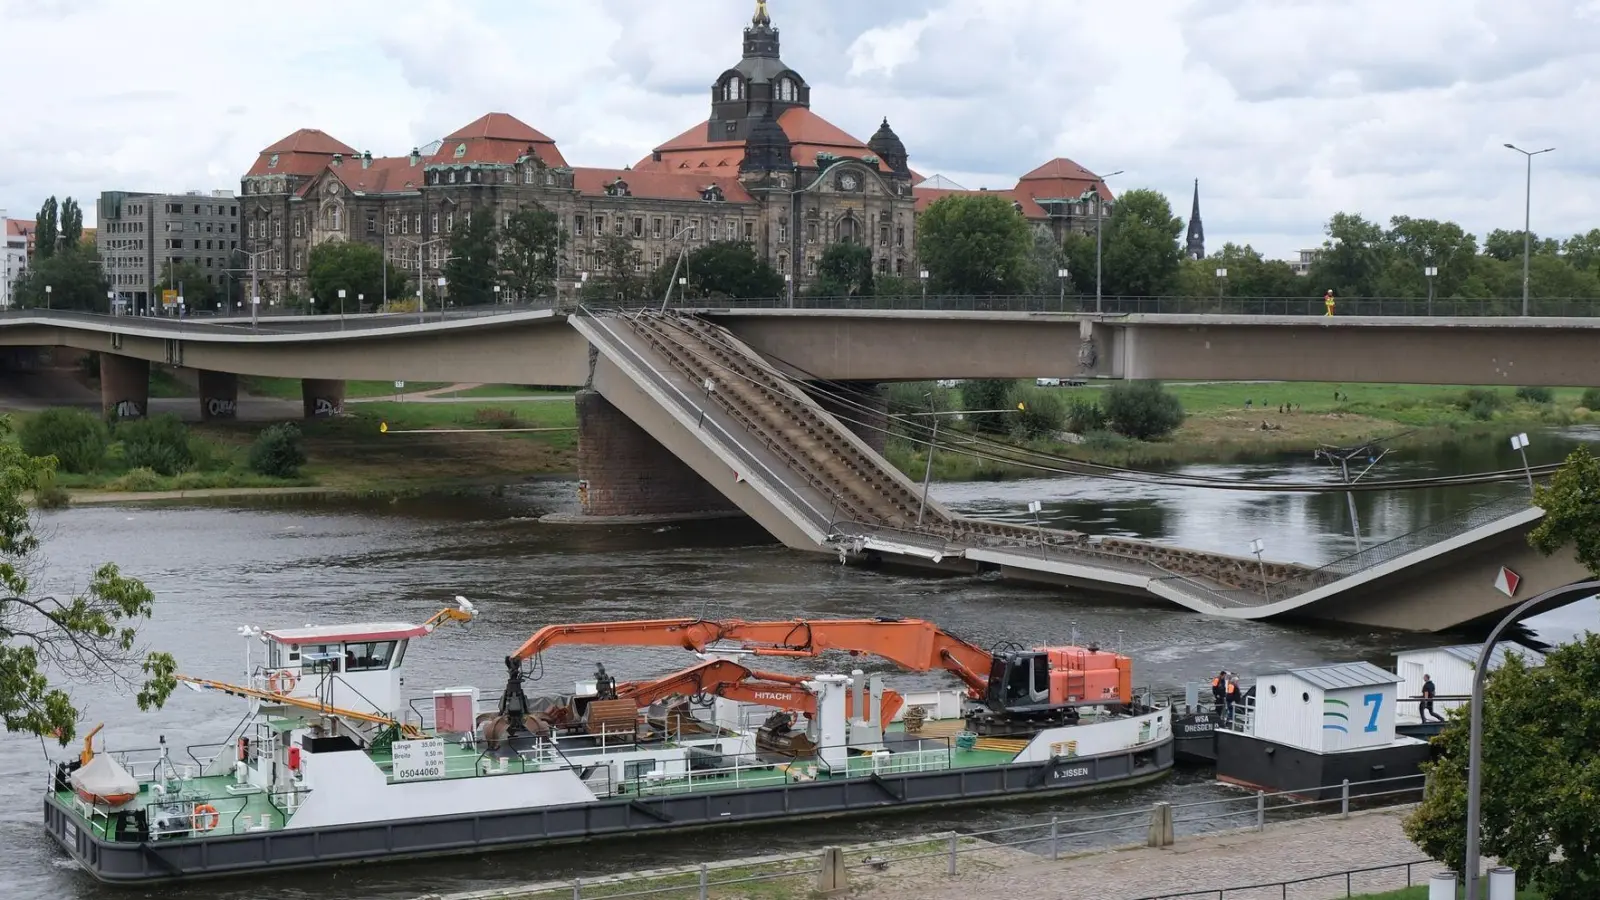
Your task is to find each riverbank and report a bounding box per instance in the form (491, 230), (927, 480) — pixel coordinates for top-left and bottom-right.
(414, 807), (1453, 900)
(885, 380), (1593, 480)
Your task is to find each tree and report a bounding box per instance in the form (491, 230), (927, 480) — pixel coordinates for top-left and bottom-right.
(0, 417), (175, 744)
(1563, 228), (1600, 274)
(1404, 637), (1600, 896)
(1307, 212), (1387, 297)
(155, 261), (220, 312)
(307, 241), (408, 312)
(1100, 189), (1183, 298)
(1026, 229), (1070, 296)
(582, 234), (646, 303)
(443, 211), (499, 306)
(1528, 446), (1600, 576)
(813, 243), (874, 297)
(1179, 243), (1302, 300)
(654, 241), (783, 300)
(58, 197), (83, 251)
(34, 197), (58, 261)
(960, 379), (1014, 435)
(13, 243), (107, 310)
(1101, 380), (1185, 440)
(500, 204), (566, 302)
(916, 194), (1033, 295)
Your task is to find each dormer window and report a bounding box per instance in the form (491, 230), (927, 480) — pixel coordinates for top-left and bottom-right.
(605, 179), (631, 197)
(722, 77), (745, 101)
(453, 143), (467, 158)
(700, 185), (725, 203)
(268, 153), (279, 169)
(777, 78), (797, 102)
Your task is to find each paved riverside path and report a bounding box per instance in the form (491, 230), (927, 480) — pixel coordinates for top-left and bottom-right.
(860, 807), (1433, 900)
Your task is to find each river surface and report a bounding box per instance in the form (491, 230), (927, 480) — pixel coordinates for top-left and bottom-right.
(3, 430), (1595, 900)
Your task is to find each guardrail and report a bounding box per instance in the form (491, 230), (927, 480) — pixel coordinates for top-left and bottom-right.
(1132, 859), (1435, 899)
(467, 772), (1427, 900)
(657, 294), (1600, 317)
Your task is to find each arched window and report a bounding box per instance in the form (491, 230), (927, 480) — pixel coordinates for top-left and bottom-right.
(723, 77), (744, 101)
(777, 78), (796, 102)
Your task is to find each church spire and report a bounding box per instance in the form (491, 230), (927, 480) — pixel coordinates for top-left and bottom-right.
(1185, 178), (1205, 260)
(753, 0), (770, 26)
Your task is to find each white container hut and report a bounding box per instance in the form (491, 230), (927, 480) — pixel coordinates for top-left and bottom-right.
(1393, 643), (1546, 722)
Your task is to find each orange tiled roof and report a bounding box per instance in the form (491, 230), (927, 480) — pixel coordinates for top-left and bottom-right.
(914, 157), (1113, 219)
(430, 112), (567, 168)
(248, 128), (357, 178)
(572, 168), (753, 204)
(333, 157), (426, 195)
(635, 107), (888, 174)
(5, 218), (34, 238)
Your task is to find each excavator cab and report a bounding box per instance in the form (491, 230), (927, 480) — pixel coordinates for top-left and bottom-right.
(985, 651), (1051, 712)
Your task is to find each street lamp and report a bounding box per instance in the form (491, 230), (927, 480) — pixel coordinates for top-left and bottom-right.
(1503, 143), (1554, 317)
(106, 290), (115, 315)
(920, 269), (930, 307)
(1215, 267), (1228, 300)
(1424, 265), (1438, 316)
(1086, 169), (1123, 314)
(784, 272), (793, 308)
(337, 288), (347, 328)
(493, 284), (501, 305)
(436, 276), (447, 320)
(44, 284), (51, 309)
(1463, 580), (1600, 900)
(1057, 267), (1069, 310)
(1249, 538), (1269, 597)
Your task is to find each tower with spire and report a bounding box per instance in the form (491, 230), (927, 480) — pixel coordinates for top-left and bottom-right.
(1185, 179), (1205, 260)
(709, 1), (811, 146)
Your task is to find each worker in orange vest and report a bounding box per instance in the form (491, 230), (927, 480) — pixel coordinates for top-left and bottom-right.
(1211, 671), (1227, 718)
(1224, 676), (1241, 725)
(1324, 290), (1336, 317)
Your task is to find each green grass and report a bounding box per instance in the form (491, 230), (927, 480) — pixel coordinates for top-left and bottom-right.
(1352, 887), (1543, 899)
(147, 368), (194, 398)
(241, 376), (450, 400)
(448, 383), (574, 399)
(345, 399), (575, 432)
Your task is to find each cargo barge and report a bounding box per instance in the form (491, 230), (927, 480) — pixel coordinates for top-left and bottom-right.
(44, 604), (1173, 884)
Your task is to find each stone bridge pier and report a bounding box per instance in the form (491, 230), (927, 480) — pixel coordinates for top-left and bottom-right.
(198, 370), (238, 421)
(814, 381), (888, 454)
(301, 379), (346, 419)
(99, 353), (148, 418)
(569, 389), (739, 521)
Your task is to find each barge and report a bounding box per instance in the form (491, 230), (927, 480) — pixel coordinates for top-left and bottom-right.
(44, 605), (1173, 884)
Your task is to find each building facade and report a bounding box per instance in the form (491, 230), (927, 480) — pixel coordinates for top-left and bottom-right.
(2, 211), (32, 310)
(97, 190), (242, 311)
(240, 3), (1113, 303)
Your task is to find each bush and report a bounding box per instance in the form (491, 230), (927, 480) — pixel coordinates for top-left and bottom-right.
(18, 407), (110, 474)
(1008, 385), (1066, 440)
(1082, 429), (1131, 452)
(107, 467), (163, 492)
(1582, 388), (1600, 410)
(1515, 386), (1554, 404)
(117, 414), (193, 476)
(248, 424), (307, 478)
(1066, 397), (1106, 434)
(885, 382), (955, 438)
(1455, 388), (1504, 413)
(960, 380), (1015, 435)
(1101, 380), (1185, 441)
(33, 470), (70, 509)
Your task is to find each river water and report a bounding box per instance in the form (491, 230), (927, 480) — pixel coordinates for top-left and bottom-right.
(4, 430), (1595, 900)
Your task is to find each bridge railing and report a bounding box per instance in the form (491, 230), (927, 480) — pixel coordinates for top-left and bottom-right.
(650, 294), (1600, 317)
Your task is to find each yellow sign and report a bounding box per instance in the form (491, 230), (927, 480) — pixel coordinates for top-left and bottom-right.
(161, 289), (178, 308)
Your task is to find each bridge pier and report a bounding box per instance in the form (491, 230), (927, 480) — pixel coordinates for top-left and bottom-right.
(568, 389), (740, 522)
(198, 371), (238, 421)
(99, 353), (148, 419)
(815, 381), (888, 454)
(301, 379), (346, 418)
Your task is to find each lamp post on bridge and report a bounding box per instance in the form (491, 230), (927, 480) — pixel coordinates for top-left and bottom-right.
(1503, 143), (1554, 317)
(1215, 267), (1228, 300)
(1424, 265), (1438, 316)
(1083, 169), (1122, 315)
(1463, 580), (1600, 900)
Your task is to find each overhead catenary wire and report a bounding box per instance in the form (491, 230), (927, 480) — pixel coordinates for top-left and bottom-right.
(628, 312), (1557, 494)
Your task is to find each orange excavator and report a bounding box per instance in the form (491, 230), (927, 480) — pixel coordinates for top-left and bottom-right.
(497, 617), (1131, 736)
(613, 657), (903, 724)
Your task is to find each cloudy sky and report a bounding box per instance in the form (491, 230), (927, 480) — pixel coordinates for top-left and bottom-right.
(2, 0), (1596, 257)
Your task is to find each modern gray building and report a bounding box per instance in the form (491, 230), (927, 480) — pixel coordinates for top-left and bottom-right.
(97, 190), (241, 312)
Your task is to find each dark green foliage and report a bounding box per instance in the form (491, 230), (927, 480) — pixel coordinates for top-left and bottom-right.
(248, 424), (307, 478)
(916, 194), (1033, 295)
(813, 243), (874, 297)
(116, 414), (193, 476)
(19, 408), (110, 474)
(654, 241), (784, 300)
(885, 382), (955, 439)
(1066, 397), (1106, 434)
(1582, 388), (1600, 410)
(500, 204), (566, 301)
(1101, 381), (1185, 440)
(1404, 634), (1600, 896)
(1008, 386), (1066, 440)
(960, 380), (1015, 435)
(1515, 386), (1554, 403)
(1528, 446), (1600, 577)
(443, 210), (499, 305)
(1456, 388), (1505, 421)
(306, 241), (409, 311)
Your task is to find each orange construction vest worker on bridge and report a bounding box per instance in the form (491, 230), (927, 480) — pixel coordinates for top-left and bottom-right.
(1324, 290), (1336, 317)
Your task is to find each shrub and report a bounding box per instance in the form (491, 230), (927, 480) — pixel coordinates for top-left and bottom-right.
(1455, 388), (1504, 413)
(885, 382), (955, 439)
(472, 408), (525, 429)
(1007, 385), (1066, 440)
(33, 470), (70, 509)
(107, 467), (163, 492)
(1065, 397), (1106, 435)
(1101, 380), (1186, 441)
(1582, 388), (1600, 410)
(18, 407), (110, 474)
(117, 414), (194, 476)
(1515, 386), (1554, 404)
(248, 424), (307, 478)
(1082, 429), (1131, 452)
(960, 380), (1016, 435)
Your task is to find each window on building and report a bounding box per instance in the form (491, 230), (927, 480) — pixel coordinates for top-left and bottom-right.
(632, 217), (643, 238)
(294, 250), (303, 268)
(366, 213), (377, 234)
(652, 250), (663, 269)
(595, 215), (605, 235)
(574, 215), (584, 236)
(744, 221), (754, 240)
(414, 214), (421, 233)
(388, 215), (397, 235)
(880, 225), (889, 246)
(445, 212), (454, 231)
(778, 253), (788, 273)
(807, 256), (817, 276)
(895, 258), (905, 276)
(896, 226), (905, 247)
(247, 223), (256, 239)
(274, 220), (282, 238)
(613, 217), (623, 237)
(331, 208), (342, 231)
(877, 257), (888, 274)
(430, 213), (439, 233)
(294, 218), (303, 237)
(689, 219), (699, 239)
(710, 219), (719, 241)
(671, 217), (682, 237)
(652, 217), (663, 239)
(806, 222), (817, 244)
(778, 222), (788, 244)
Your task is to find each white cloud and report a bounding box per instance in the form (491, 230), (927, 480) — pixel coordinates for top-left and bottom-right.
(1, 0), (1596, 258)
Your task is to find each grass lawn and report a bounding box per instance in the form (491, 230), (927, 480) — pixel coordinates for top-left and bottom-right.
(447, 383), (574, 399)
(240, 376), (449, 400)
(887, 380), (1595, 479)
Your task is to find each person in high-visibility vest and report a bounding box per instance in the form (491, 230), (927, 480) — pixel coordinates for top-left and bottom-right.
(1225, 676), (1242, 724)
(1324, 290), (1336, 317)
(1211, 671), (1227, 718)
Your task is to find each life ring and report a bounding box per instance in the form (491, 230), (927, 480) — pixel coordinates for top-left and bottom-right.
(192, 804), (219, 832)
(269, 671), (297, 694)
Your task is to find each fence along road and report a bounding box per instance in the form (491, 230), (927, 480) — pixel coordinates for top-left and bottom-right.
(418, 774), (1435, 900)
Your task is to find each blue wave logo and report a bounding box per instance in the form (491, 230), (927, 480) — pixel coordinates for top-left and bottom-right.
(1323, 697), (1349, 733)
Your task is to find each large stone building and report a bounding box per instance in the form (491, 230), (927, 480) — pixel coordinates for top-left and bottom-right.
(97, 190), (242, 312)
(239, 3), (1113, 303)
(2, 211), (32, 310)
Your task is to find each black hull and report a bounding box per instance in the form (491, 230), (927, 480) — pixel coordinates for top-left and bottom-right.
(47, 737), (1174, 884)
(1214, 731), (1429, 800)
(1171, 711), (1220, 764)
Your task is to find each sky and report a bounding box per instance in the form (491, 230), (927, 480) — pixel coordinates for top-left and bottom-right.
(1, 0), (1597, 258)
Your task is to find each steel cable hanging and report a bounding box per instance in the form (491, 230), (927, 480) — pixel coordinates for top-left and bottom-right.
(625, 312), (1557, 493)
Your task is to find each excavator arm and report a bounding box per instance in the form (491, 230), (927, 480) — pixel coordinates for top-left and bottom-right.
(511, 617), (995, 698)
(611, 658), (905, 724)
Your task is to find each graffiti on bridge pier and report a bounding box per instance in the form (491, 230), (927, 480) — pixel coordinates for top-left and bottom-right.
(204, 397), (237, 419)
(110, 399), (145, 419)
(311, 398), (343, 417)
